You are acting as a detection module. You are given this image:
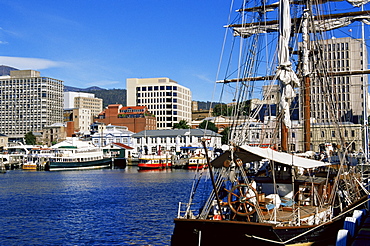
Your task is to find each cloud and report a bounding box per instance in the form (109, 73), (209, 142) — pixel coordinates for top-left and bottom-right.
(0, 56), (66, 70)
(195, 74), (214, 84)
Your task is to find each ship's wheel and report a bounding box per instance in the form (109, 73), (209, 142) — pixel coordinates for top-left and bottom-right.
(227, 183), (257, 218)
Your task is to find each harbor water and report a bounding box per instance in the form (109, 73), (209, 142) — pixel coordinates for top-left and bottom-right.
(0, 167), (195, 245)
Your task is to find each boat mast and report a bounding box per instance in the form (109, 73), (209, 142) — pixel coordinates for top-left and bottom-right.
(361, 4), (369, 162)
(302, 10), (311, 152)
(277, 0), (300, 152)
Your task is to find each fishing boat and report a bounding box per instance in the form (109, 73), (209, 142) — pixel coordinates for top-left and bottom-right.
(171, 0), (370, 245)
(137, 154), (172, 170)
(45, 138), (112, 171)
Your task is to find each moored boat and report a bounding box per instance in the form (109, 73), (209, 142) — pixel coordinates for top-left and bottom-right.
(171, 0), (370, 245)
(186, 156), (208, 170)
(45, 138), (112, 171)
(22, 162), (37, 170)
(137, 155), (172, 170)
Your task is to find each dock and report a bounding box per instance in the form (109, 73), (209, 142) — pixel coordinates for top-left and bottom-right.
(351, 212), (370, 245)
(336, 196), (370, 246)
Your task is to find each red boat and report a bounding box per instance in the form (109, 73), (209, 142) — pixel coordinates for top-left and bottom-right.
(186, 157), (208, 170)
(137, 155), (172, 170)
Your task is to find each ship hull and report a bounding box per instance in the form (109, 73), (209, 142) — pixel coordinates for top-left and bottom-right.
(137, 163), (171, 170)
(172, 217), (342, 246)
(172, 195), (368, 246)
(46, 158), (112, 171)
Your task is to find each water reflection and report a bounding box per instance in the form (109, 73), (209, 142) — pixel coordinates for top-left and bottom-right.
(0, 167), (195, 245)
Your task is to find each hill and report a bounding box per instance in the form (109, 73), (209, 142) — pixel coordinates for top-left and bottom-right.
(64, 86), (126, 108)
(0, 65), (18, 76)
(197, 101), (223, 110)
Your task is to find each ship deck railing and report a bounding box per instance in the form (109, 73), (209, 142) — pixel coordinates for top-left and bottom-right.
(177, 202), (197, 219)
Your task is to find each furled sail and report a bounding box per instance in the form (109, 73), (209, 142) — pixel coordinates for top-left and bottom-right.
(348, 0), (370, 7)
(277, 0), (299, 128)
(232, 14), (370, 37)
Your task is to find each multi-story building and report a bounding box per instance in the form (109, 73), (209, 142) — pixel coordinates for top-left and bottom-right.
(126, 77), (192, 130)
(91, 125), (134, 148)
(313, 37), (368, 123)
(95, 104), (156, 133)
(42, 123), (68, 146)
(0, 70), (63, 140)
(64, 92), (103, 123)
(64, 108), (92, 135)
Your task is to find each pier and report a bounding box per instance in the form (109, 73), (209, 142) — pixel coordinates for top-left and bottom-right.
(336, 196), (370, 245)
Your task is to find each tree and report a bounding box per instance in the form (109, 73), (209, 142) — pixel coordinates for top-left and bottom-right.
(199, 120), (218, 133)
(25, 131), (36, 145)
(212, 100), (252, 117)
(173, 120), (190, 129)
(212, 103), (230, 116)
(220, 127), (230, 145)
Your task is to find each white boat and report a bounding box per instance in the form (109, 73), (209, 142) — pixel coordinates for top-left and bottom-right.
(46, 138), (112, 171)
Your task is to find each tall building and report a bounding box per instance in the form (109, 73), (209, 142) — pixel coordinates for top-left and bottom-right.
(64, 92), (103, 122)
(0, 70), (63, 140)
(126, 77), (192, 129)
(312, 37), (368, 123)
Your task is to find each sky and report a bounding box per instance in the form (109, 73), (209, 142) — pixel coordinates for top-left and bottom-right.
(0, 0), (232, 102)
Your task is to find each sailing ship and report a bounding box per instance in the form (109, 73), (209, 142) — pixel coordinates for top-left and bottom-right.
(171, 0), (370, 245)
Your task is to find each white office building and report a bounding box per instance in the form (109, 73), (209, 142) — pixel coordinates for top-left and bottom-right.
(312, 37), (369, 123)
(126, 77), (192, 129)
(64, 91), (103, 120)
(0, 70), (63, 140)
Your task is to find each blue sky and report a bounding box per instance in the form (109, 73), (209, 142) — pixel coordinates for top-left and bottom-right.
(0, 0), (231, 101)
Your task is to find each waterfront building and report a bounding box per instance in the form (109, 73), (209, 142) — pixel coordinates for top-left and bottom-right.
(64, 108), (92, 135)
(91, 125), (134, 148)
(131, 129), (222, 156)
(310, 122), (362, 153)
(42, 123), (68, 146)
(0, 69), (63, 141)
(95, 104), (156, 133)
(225, 114), (361, 153)
(64, 92), (103, 123)
(191, 116), (253, 133)
(126, 77), (192, 130)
